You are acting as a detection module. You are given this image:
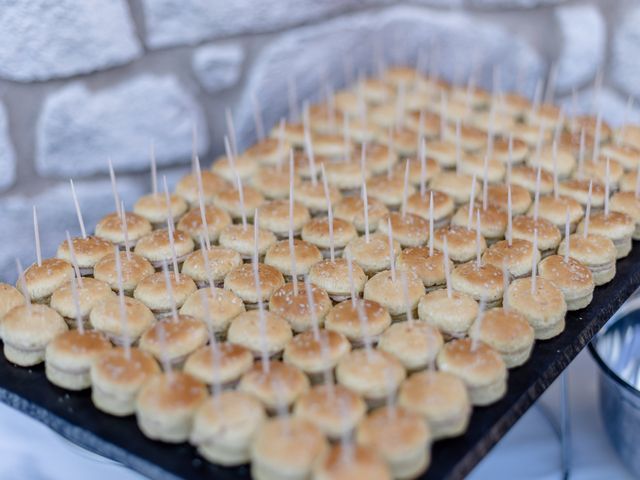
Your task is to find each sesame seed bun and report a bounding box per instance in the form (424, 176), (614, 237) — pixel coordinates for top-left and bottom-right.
(57, 235), (113, 273)
(175, 171), (231, 206)
(190, 391), (266, 466)
(357, 406), (431, 480)
(90, 347), (160, 416)
(579, 158), (624, 190)
(486, 184), (532, 215)
(430, 172), (480, 205)
(336, 349), (406, 407)
(272, 122), (305, 147)
(378, 321), (443, 371)
(610, 191), (640, 239)
(530, 196), (583, 230)
(495, 92), (532, 118)
(325, 299), (391, 347)
(23, 258), (74, 304)
(600, 143), (639, 171)
(482, 238), (539, 278)
(181, 247), (242, 287)
(468, 308), (534, 368)
(343, 234), (401, 275)
(211, 154), (258, 182)
(244, 137), (290, 166)
(363, 144), (398, 175)
(0, 283), (24, 320)
(398, 370), (471, 440)
(422, 140), (457, 168)
(469, 110), (516, 135)
(269, 282), (332, 333)
(459, 155), (505, 184)
(511, 216), (561, 256)
(510, 123), (552, 146)
(251, 165), (301, 200)
(451, 205), (507, 243)
(333, 196), (389, 233)
(404, 191), (455, 228)
(451, 262), (504, 308)
(295, 180), (343, 215)
(283, 330), (351, 381)
(308, 258), (367, 301)
(258, 200), (311, 238)
(250, 417), (326, 480)
(89, 295), (156, 344)
(93, 252), (155, 294)
(392, 157), (441, 186)
(184, 343), (254, 388)
(376, 212), (429, 248)
(492, 137), (529, 164)
(133, 193), (188, 227)
(615, 124), (640, 151)
(417, 289), (478, 338)
(524, 103), (563, 129)
(135, 371), (208, 443)
(436, 338), (507, 406)
(538, 255), (594, 310)
(503, 277), (567, 339)
(396, 248), (449, 291)
(227, 310), (292, 358)
(313, 133), (354, 159)
(179, 288), (245, 335)
(510, 165), (554, 195)
(526, 146), (575, 179)
(95, 212), (152, 246)
(432, 226), (486, 264)
(45, 330), (112, 390)
(557, 179), (606, 208)
(443, 124), (486, 152)
(293, 384), (366, 440)
(214, 186), (265, 222)
(312, 444), (391, 480)
(325, 161), (370, 192)
(224, 263), (284, 307)
(50, 277), (115, 326)
(558, 234), (616, 285)
(576, 211), (634, 258)
(139, 315), (208, 367)
(219, 224), (277, 260)
(133, 272), (197, 314)
(134, 228), (195, 268)
(265, 240), (323, 279)
(367, 173), (415, 208)
(302, 218), (358, 257)
(363, 270), (425, 320)
(176, 205), (232, 243)
(239, 361), (310, 412)
(1, 304), (68, 366)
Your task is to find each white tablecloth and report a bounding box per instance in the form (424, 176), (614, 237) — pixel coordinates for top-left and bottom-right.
(0, 350), (633, 480)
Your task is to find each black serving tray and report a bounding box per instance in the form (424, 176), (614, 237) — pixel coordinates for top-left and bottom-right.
(1, 243), (640, 480)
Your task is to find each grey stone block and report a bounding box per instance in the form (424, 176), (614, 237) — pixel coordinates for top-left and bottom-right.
(0, 102), (16, 191)
(192, 43), (245, 93)
(611, 5), (640, 99)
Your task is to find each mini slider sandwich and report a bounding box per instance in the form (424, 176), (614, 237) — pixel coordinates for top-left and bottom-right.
(224, 264), (284, 310)
(312, 444), (391, 480)
(325, 298), (391, 347)
(134, 228), (195, 269)
(399, 370), (471, 440)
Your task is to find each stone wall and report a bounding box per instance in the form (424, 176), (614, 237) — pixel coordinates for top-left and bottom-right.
(0, 0), (638, 279)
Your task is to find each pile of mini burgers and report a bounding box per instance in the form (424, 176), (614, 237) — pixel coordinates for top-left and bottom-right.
(1, 64), (640, 480)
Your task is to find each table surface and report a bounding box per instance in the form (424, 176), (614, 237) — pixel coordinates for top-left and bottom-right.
(1, 244), (639, 480)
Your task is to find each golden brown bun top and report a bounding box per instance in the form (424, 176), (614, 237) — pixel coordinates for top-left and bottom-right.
(1, 304), (68, 347)
(219, 223), (277, 254)
(184, 342), (252, 373)
(327, 299), (391, 330)
(506, 277), (566, 313)
(175, 171), (231, 203)
(93, 252), (155, 286)
(269, 282), (331, 321)
(50, 277), (114, 313)
(397, 248), (447, 281)
(378, 212), (428, 240)
(243, 137), (290, 161)
(510, 165), (554, 189)
(266, 239), (323, 266)
(559, 179), (606, 199)
(134, 272), (197, 302)
(357, 406), (430, 456)
(134, 193), (188, 222)
(57, 235), (113, 267)
(610, 191), (640, 221)
(492, 137), (529, 157)
(392, 157), (440, 180)
(437, 338), (505, 382)
(252, 417), (327, 472)
(301, 218), (357, 245)
(534, 196), (584, 223)
(140, 314), (206, 346)
(559, 234), (616, 264)
(46, 329), (112, 360)
(405, 190), (455, 220)
(433, 225), (478, 251)
(431, 171), (479, 193)
(452, 262), (504, 293)
(95, 212), (152, 242)
(295, 383), (364, 420)
(383, 66), (421, 85)
(616, 124), (640, 150)
(92, 347), (160, 386)
(0, 283), (24, 318)
(134, 228), (195, 259)
(399, 370), (469, 414)
(24, 258), (74, 291)
(211, 154), (257, 180)
(214, 185), (265, 211)
(176, 205), (232, 238)
(452, 204), (507, 231)
(136, 371), (208, 412)
(538, 255), (593, 289)
(258, 199), (311, 228)
(511, 215), (561, 243)
(333, 196), (389, 228)
(487, 184), (531, 210)
(90, 295), (155, 330)
(569, 115), (612, 138)
(314, 444), (391, 480)
(482, 238), (535, 267)
(579, 211), (634, 237)
(225, 263), (284, 294)
(471, 307), (534, 346)
(284, 330), (351, 361)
